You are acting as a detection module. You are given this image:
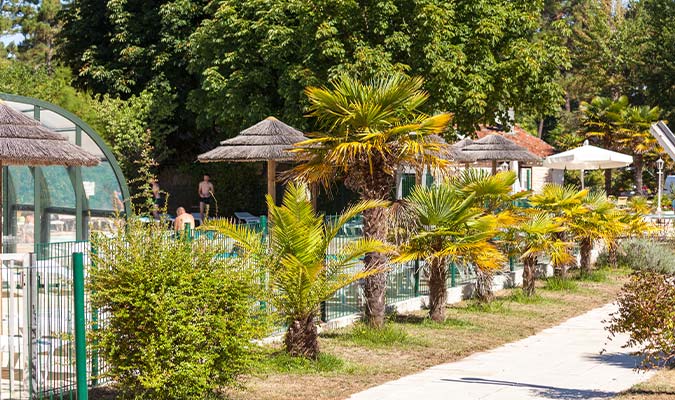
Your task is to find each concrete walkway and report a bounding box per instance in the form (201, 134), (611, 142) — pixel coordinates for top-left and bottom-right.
(348, 304), (652, 400)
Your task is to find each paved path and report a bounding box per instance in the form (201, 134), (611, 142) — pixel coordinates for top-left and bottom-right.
(348, 304), (653, 400)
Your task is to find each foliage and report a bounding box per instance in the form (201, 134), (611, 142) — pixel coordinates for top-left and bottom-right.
(187, 0), (567, 134)
(204, 183), (388, 358)
(1, 0), (62, 69)
(544, 276), (579, 291)
(257, 352), (355, 375)
(334, 322), (423, 348)
(607, 271), (675, 369)
(601, 239), (675, 275)
(89, 218), (267, 399)
(293, 74), (451, 328)
(397, 172), (510, 310)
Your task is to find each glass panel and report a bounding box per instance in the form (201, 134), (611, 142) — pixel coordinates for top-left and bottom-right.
(82, 162), (123, 212)
(81, 130), (104, 158)
(48, 212), (76, 242)
(13, 211), (34, 253)
(8, 166), (34, 204)
(89, 216), (116, 235)
(41, 166), (75, 209)
(38, 109), (76, 131)
(4, 100), (34, 115)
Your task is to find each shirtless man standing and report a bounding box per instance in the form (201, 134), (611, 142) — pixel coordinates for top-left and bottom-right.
(198, 174), (214, 221)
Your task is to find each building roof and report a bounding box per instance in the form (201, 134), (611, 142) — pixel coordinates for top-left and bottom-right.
(475, 125), (555, 158)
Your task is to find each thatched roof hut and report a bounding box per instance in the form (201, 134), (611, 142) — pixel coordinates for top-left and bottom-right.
(198, 117), (306, 163)
(197, 116), (308, 204)
(457, 134), (541, 173)
(0, 102), (100, 167)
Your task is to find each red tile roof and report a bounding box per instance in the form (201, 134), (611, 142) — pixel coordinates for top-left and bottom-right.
(475, 125), (555, 157)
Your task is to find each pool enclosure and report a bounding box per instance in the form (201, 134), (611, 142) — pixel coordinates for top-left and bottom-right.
(0, 94), (130, 252)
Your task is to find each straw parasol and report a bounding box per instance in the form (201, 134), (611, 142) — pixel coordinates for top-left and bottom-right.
(0, 101), (100, 250)
(198, 116), (308, 205)
(457, 134), (541, 174)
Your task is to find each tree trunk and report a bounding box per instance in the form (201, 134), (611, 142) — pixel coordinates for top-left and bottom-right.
(523, 255), (537, 297)
(579, 238), (593, 276)
(608, 242), (618, 268)
(565, 94), (572, 113)
(428, 258), (447, 322)
(634, 155), (644, 195)
(604, 169), (612, 195)
(538, 118), (544, 139)
(474, 269), (495, 302)
(285, 314), (319, 359)
(362, 206), (389, 328)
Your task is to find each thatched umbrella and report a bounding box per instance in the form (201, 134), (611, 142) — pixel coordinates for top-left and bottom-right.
(198, 116), (308, 206)
(0, 101), (100, 249)
(458, 134), (541, 174)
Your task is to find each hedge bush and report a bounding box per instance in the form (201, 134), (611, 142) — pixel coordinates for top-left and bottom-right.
(89, 219), (268, 399)
(596, 238), (675, 274)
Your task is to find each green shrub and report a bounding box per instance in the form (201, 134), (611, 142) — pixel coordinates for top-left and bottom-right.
(607, 271), (675, 369)
(601, 239), (675, 274)
(89, 218), (268, 399)
(543, 276), (579, 291)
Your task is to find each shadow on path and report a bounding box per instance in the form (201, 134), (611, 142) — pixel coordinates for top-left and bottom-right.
(583, 352), (642, 370)
(440, 377), (617, 399)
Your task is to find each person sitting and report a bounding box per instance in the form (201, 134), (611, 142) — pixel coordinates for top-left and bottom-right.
(174, 207), (195, 232)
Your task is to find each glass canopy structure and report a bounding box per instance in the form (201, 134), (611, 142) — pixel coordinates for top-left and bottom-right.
(0, 93), (131, 252)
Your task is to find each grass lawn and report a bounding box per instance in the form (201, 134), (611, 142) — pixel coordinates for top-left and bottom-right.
(226, 268), (630, 400)
(614, 369), (675, 399)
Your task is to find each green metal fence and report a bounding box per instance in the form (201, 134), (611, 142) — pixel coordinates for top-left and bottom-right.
(1, 217), (525, 398)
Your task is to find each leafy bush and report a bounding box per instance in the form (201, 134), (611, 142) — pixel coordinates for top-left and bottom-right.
(598, 239), (675, 274)
(607, 271), (675, 369)
(89, 219), (268, 399)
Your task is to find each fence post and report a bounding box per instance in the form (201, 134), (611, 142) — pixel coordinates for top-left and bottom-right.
(413, 259), (420, 297)
(509, 256), (515, 272)
(260, 216), (268, 236)
(320, 301), (327, 323)
(28, 253), (38, 398)
(73, 252), (89, 400)
(90, 245), (99, 386)
(450, 262), (457, 287)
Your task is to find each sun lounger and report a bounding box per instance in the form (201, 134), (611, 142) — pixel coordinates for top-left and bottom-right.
(234, 212), (260, 224)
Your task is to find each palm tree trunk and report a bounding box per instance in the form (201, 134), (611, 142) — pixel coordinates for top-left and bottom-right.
(608, 242), (618, 268)
(523, 255), (537, 296)
(428, 258), (447, 322)
(285, 314), (319, 359)
(634, 155), (644, 195)
(579, 238), (593, 276)
(604, 169), (612, 194)
(362, 205), (389, 328)
(474, 269), (495, 302)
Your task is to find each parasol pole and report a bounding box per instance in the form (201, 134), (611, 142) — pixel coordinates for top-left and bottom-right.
(491, 160), (497, 175)
(267, 159), (277, 207)
(580, 169), (585, 190)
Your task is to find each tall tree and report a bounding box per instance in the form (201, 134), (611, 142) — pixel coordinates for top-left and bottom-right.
(188, 0), (567, 135)
(1, 0), (62, 70)
(292, 75), (451, 328)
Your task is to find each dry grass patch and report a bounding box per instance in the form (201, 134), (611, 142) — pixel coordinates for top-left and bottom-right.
(226, 269), (627, 400)
(615, 369), (675, 400)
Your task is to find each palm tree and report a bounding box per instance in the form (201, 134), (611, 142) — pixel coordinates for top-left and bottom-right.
(204, 183), (388, 358)
(579, 96), (627, 193)
(396, 182), (504, 321)
(618, 105), (661, 195)
(292, 75), (452, 328)
(529, 184), (587, 277)
(502, 212), (570, 296)
(567, 191), (623, 275)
